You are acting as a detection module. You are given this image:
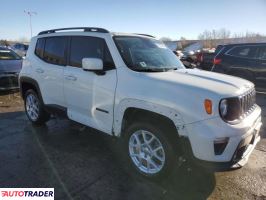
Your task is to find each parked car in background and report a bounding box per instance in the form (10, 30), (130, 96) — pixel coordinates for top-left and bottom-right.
(0, 47), (22, 90)
(180, 51), (197, 68)
(212, 43), (266, 91)
(10, 43), (29, 57)
(196, 50), (216, 71)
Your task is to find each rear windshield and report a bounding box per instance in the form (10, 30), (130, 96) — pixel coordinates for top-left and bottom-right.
(0, 49), (21, 60)
(215, 45), (224, 55)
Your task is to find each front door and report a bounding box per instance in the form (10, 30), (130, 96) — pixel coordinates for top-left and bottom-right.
(64, 36), (117, 134)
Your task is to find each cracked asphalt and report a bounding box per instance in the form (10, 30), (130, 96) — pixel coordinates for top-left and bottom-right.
(0, 91), (265, 200)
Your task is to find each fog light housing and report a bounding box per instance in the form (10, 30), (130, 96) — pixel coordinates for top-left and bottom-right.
(214, 137), (229, 155)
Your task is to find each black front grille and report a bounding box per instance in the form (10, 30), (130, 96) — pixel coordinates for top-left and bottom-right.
(234, 145), (248, 161)
(221, 88), (256, 123)
(0, 75), (18, 87)
(239, 88), (256, 117)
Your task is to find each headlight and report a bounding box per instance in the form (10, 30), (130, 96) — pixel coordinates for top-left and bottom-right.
(219, 99), (228, 117)
(219, 97), (242, 124)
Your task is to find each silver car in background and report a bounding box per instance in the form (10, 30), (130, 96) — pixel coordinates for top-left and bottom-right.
(0, 47), (22, 90)
(10, 43), (29, 57)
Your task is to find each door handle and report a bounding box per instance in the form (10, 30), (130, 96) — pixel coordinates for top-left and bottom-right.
(65, 75), (77, 81)
(35, 68), (44, 73)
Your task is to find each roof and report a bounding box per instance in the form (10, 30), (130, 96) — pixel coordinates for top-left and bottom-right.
(111, 32), (155, 38)
(37, 27), (155, 38)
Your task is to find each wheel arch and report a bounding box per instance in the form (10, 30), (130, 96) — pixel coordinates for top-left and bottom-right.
(19, 76), (44, 103)
(113, 99), (187, 138)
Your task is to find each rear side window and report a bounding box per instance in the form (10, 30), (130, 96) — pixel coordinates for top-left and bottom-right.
(69, 36), (115, 70)
(227, 46), (257, 58)
(257, 46), (266, 60)
(35, 38), (45, 59)
(43, 37), (67, 66)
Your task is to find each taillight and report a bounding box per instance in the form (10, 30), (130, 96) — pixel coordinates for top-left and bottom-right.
(213, 58), (222, 65)
(197, 53), (203, 62)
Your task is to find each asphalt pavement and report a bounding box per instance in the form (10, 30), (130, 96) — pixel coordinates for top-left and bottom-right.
(0, 91), (265, 200)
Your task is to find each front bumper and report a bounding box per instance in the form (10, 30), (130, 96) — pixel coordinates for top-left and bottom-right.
(182, 105), (262, 169)
(0, 73), (19, 90)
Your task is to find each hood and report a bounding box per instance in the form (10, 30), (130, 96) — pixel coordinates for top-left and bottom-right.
(0, 59), (22, 73)
(147, 68), (253, 98)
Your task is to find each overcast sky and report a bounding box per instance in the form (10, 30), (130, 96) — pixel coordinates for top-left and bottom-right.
(1, 0), (266, 40)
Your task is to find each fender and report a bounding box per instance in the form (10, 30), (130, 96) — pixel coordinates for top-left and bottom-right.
(19, 76), (44, 103)
(113, 98), (188, 137)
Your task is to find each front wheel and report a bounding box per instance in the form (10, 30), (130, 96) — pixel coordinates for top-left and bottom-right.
(123, 121), (177, 180)
(24, 89), (50, 125)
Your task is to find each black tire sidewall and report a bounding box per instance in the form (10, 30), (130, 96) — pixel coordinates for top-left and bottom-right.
(123, 121), (176, 180)
(24, 89), (49, 125)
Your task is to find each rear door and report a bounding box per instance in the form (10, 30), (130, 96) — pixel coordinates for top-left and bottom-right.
(34, 36), (67, 106)
(64, 36), (117, 134)
(225, 45), (258, 81)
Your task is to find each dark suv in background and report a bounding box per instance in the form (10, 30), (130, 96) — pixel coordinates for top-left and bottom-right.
(212, 43), (266, 91)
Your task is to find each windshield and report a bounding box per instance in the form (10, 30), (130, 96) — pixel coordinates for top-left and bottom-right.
(0, 49), (21, 60)
(114, 36), (185, 72)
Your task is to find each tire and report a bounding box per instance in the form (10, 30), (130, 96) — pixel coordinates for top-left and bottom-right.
(122, 120), (177, 181)
(24, 89), (50, 126)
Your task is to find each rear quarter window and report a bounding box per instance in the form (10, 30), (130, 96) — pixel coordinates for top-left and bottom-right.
(35, 38), (45, 59)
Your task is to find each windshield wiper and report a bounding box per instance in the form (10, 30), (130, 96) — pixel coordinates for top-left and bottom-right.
(132, 67), (177, 72)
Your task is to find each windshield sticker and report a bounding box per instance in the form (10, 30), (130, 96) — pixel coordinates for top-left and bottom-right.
(155, 42), (167, 49)
(140, 62), (147, 67)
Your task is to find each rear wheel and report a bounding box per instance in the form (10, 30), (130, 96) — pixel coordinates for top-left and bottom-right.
(123, 121), (177, 180)
(24, 89), (50, 125)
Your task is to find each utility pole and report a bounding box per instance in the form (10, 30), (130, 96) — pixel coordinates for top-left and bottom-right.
(24, 10), (37, 38)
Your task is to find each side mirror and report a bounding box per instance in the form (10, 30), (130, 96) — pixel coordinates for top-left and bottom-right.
(82, 58), (103, 71)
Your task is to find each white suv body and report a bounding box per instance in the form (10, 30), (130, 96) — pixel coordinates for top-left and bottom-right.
(20, 28), (262, 178)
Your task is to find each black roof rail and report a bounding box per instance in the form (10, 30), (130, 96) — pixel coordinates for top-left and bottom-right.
(38, 27), (109, 35)
(135, 33), (155, 38)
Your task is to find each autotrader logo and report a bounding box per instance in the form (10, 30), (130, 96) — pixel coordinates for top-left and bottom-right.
(0, 188), (54, 199)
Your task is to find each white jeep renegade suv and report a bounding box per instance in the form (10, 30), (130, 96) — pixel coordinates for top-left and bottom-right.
(19, 27), (262, 179)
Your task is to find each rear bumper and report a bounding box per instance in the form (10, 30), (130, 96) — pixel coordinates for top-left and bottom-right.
(0, 73), (19, 90)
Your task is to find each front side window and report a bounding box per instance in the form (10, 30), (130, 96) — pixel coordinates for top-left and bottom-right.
(69, 36), (115, 70)
(43, 37), (67, 66)
(227, 46), (257, 58)
(114, 36), (184, 72)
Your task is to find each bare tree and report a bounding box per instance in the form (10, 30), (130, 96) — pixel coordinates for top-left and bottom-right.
(0, 40), (10, 47)
(198, 28), (231, 48)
